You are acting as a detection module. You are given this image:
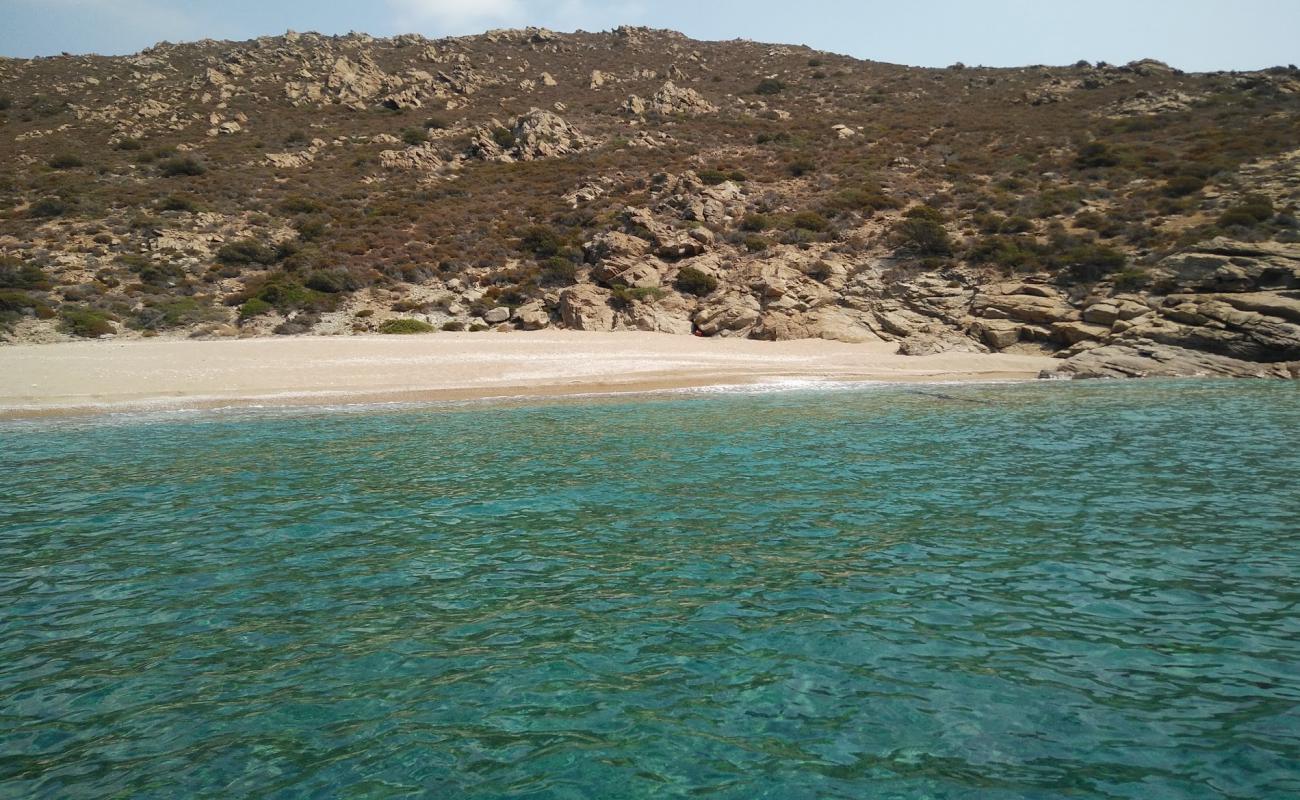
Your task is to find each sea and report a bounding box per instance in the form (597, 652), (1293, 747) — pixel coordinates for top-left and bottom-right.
(2, 379), (1298, 799)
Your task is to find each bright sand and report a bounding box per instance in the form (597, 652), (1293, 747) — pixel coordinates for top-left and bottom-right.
(0, 331), (1058, 417)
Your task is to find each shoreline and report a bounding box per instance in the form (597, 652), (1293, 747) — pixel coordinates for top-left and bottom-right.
(0, 331), (1058, 420)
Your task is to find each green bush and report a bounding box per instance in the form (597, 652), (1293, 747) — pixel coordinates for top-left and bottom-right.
(826, 187), (899, 214)
(610, 284), (665, 308)
(114, 137), (142, 151)
(518, 225), (566, 258)
(697, 169), (729, 186)
(1162, 174), (1206, 198)
(0, 289), (49, 314)
(1063, 243), (1127, 283)
(158, 194), (200, 212)
(29, 197), (69, 218)
(791, 211), (829, 232)
(132, 261), (185, 287)
(0, 260), (51, 290)
(540, 256), (576, 285)
(1112, 268), (1150, 291)
(379, 318), (435, 334)
(217, 239), (278, 266)
(131, 297), (214, 330)
(238, 297), (272, 319)
(254, 276), (317, 310)
(491, 127), (517, 149)
(1001, 216), (1034, 234)
(294, 216), (329, 242)
(893, 210), (952, 255)
(401, 128), (427, 146)
(674, 266), (718, 297)
(1075, 141), (1121, 169)
(59, 307), (115, 338)
(754, 78), (785, 95)
(740, 214), (771, 232)
(48, 153), (84, 169)
(743, 235), (770, 252)
(280, 196), (323, 214)
(304, 269), (355, 293)
(967, 235), (1044, 273)
(441, 320), (466, 331)
(424, 114), (452, 130)
(1216, 194), (1275, 228)
(159, 157), (206, 177)
(788, 157), (817, 177)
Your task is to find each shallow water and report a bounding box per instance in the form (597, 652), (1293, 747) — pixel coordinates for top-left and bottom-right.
(2, 380), (1299, 799)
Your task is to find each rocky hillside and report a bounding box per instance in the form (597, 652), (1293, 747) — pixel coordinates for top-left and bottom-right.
(2, 26), (1299, 378)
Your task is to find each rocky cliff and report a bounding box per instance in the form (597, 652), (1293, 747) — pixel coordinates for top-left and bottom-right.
(1, 27), (1298, 378)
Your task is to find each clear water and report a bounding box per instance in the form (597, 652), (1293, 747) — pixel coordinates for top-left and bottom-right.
(2, 380), (1299, 799)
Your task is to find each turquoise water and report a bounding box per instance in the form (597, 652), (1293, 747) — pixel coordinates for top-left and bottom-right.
(2, 380), (1299, 799)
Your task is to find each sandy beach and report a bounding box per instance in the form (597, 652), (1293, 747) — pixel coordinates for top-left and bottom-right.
(0, 332), (1058, 418)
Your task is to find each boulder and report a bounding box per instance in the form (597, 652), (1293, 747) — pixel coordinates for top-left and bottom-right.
(585, 230), (650, 263)
(897, 332), (987, 356)
(558, 285), (615, 331)
(693, 293), (761, 337)
(626, 304), (693, 335)
(512, 301), (550, 330)
(1082, 302), (1120, 326)
(483, 306), (511, 324)
(972, 318), (1021, 350)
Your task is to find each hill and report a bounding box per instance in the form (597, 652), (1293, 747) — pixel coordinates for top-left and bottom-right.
(2, 26), (1298, 377)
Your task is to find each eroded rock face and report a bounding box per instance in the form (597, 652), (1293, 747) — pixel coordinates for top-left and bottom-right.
(1152, 238), (1300, 292)
(1055, 341), (1294, 379)
(972, 291), (1079, 326)
(753, 307), (880, 344)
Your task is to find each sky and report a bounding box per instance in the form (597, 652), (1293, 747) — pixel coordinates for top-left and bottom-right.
(2, 0), (1297, 72)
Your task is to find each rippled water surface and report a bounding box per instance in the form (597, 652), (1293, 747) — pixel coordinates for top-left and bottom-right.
(2, 380), (1299, 799)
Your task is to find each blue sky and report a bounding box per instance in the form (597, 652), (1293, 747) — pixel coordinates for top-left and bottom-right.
(3, 0), (1297, 71)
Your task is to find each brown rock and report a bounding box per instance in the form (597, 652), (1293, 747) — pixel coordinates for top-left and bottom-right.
(558, 284), (615, 331)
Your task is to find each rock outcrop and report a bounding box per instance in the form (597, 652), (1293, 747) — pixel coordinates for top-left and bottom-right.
(470, 109), (589, 162)
(622, 81), (718, 116)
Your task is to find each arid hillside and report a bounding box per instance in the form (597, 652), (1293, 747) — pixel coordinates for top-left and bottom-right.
(2, 26), (1298, 377)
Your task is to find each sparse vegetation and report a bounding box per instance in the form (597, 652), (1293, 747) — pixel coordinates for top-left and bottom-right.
(159, 157), (206, 177)
(58, 306), (115, 338)
(379, 318), (435, 334)
(1, 25), (1298, 364)
(48, 153), (84, 169)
